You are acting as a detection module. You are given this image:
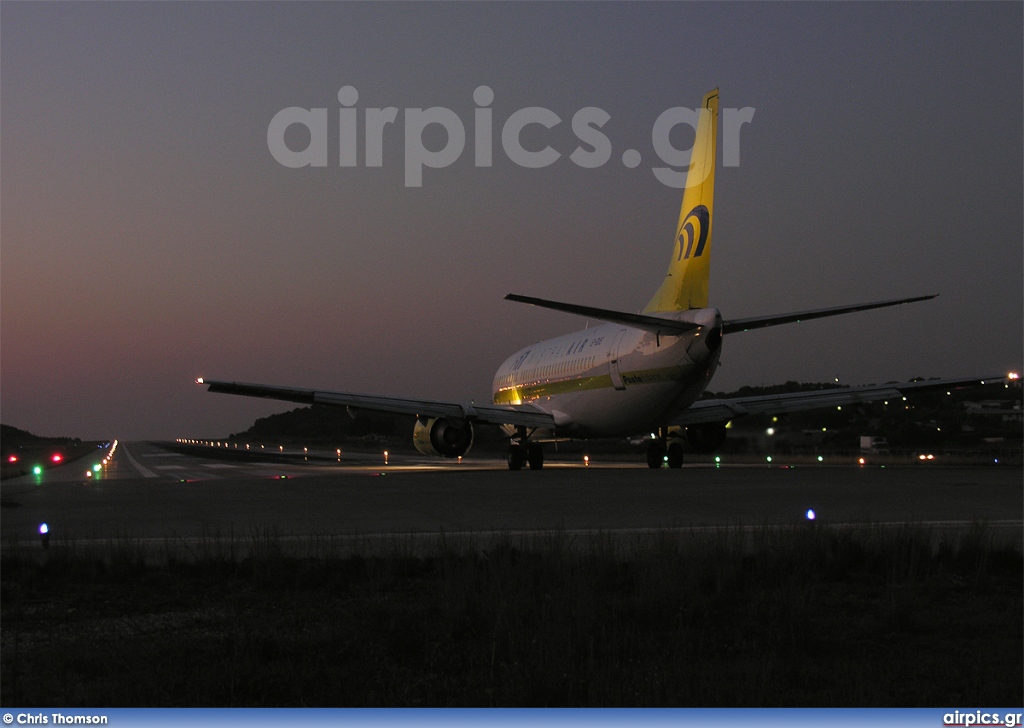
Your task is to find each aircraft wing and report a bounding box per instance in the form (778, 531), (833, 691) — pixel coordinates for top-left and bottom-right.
(669, 374), (1005, 426)
(197, 379), (555, 429)
(721, 295), (937, 334)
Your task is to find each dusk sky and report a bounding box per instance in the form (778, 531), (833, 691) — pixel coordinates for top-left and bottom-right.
(2, 2), (1021, 441)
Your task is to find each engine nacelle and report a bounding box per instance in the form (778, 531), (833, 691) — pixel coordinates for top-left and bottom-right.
(685, 421), (728, 453)
(413, 417), (474, 458)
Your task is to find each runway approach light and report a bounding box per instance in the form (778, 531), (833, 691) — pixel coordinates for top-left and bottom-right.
(858, 457), (866, 466)
(1008, 372), (1019, 380)
(805, 509), (816, 521)
(384, 450), (389, 465)
(817, 456), (824, 463)
(584, 455), (590, 466)
(196, 377), (204, 384)
(39, 523), (50, 549)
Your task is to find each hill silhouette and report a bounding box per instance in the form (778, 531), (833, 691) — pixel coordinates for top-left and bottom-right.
(219, 380), (1021, 456)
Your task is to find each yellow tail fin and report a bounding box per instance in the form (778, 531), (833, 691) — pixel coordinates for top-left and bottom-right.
(644, 89), (719, 313)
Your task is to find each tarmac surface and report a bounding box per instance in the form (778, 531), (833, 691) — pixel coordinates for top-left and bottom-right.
(1, 441), (1021, 549)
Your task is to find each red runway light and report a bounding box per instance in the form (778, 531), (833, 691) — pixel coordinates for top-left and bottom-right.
(51, 454), (63, 463)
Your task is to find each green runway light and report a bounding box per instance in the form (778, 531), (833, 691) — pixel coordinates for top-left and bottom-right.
(93, 464), (102, 473)
(32, 465), (43, 475)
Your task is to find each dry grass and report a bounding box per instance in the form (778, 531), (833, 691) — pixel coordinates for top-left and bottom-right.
(2, 524), (1021, 706)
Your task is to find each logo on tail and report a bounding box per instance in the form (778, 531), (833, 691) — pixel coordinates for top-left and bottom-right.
(675, 205), (710, 261)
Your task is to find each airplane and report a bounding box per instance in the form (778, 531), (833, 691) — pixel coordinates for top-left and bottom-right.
(197, 89), (1006, 471)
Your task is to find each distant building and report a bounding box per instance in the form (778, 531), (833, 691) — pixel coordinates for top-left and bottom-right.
(962, 400), (1023, 423)
(859, 436), (890, 453)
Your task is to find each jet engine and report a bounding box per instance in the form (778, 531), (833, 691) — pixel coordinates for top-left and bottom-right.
(413, 417), (474, 458)
(685, 421), (728, 452)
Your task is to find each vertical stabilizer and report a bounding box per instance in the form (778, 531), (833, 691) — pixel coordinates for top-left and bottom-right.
(644, 89), (719, 313)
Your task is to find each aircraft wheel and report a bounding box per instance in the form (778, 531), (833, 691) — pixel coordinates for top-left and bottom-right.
(507, 444), (524, 471)
(646, 441), (666, 469)
(667, 441), (684, 469)
(527, 443), (544, 470)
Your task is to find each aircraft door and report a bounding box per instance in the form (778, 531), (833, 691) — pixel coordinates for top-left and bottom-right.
(608, 329), (628, 390)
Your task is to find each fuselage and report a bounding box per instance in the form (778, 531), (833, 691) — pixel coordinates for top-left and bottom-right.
(492, 308), (723, 438)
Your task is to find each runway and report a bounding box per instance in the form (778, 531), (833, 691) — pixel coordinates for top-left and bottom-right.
(2, 441), (1021, 549)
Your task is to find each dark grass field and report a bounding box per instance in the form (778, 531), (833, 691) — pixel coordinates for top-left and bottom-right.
(2, 524), (1021, 707)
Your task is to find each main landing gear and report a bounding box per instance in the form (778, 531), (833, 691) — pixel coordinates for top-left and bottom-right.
(507, 444), (524, 470)
(647, 428), (684, 469)
(507, 431), (544, 471)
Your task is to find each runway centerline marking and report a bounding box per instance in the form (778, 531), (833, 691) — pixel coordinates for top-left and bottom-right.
(120, 444), (158, 478)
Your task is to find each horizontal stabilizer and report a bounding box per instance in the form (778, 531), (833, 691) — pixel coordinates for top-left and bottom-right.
(505, 294), (702, 335)
(722, 295), (937, 334)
